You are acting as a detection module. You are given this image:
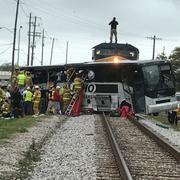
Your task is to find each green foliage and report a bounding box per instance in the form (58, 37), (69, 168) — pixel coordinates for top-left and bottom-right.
(169, 47), (180, 91)
(0, 63), (12, 71)
(156, 52), (167, 60)
(0, 116), (36, 143)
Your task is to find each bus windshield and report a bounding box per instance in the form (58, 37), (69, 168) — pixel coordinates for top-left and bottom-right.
(142, 63), (175, 96)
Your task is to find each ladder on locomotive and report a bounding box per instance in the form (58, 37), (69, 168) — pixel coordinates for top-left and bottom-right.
(64, 89), (81, 116)
(65, 74), (86, 116)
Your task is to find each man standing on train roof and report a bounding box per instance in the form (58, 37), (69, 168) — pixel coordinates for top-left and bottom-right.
(109, 17), (119, 43)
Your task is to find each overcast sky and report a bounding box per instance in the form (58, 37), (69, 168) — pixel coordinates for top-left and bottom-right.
(0, 0), (180, 66)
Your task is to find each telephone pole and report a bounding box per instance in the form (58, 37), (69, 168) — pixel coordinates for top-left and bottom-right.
(17, 25), (23, 66)
(65, 41), (68, 64)
(147, 35), (162, 60)
(11, 0), (20, 74)
(50, 38), (55, 65)
(27, 13), (32, 66)
(31, 16), (37, 66)
(41, 29), (45, 65)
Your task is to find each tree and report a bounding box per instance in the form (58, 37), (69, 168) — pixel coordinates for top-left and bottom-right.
(0, 63), (12, 71)
(169, 47), (180, 91)
(156, 52), (167, 61)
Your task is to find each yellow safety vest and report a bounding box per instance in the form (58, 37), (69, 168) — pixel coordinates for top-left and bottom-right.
(73, 77), (82, 90)
(24, 90), (33, 102)
(17, 74), (26, 86)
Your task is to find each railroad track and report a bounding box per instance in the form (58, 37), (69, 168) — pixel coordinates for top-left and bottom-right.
(102, 113), (180, 180)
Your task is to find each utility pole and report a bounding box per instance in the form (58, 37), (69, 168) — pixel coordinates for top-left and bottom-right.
(27, 13), (31, 66)
(31, 16), (37, 66)
(50, 38), (55, 65)
(147, 35), (162, 60)
(17, 25), (23, 66)
(65, 41), (68, 64)
(11, 0), (20, 75)
(41, 29), (45, 65)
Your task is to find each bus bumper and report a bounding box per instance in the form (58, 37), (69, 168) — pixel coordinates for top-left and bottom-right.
(147, 101), (178, 114)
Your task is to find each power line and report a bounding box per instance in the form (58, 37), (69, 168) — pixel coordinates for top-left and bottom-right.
(0, 46), (12, 56)
(0, 43), (13, 47)
(20, 3), (28, 18)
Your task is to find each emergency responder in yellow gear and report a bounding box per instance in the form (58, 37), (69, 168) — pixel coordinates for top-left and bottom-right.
(64, 67), (76, 83)
(0, 86), (6, 103)
(1, 99), (10, 118)
(0, 86), (6, 117)
(24, 86), (33, 115)
(25, 71), (33, 88)
(62, 83), (71, 113)
(32, 85), (41, 116)
(17, 70), (26, 88)
(71, 73), (83, 101)
(72, 73), (82, 93)
(11, 66), (20, 90)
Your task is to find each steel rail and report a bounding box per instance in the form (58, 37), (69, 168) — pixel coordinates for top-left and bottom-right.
(132, 114), (180, 162)
(102, 112), (133, 180)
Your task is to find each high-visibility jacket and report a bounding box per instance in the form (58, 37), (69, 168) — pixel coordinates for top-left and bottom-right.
(33, 90), (41, 103)
(24, 90), (33, 102)
(48, 90), (53, 100)
(73, 77), (82, 92)
(59, 87), (64, 95)
(63, 87), (71, 102)
(17, 73), (26, 86)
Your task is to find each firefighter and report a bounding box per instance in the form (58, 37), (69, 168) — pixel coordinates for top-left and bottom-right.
(1, 99), (11, 118)
(62, 83), (71, 113)
(0, 86), (6, 117)
(64, 67), (76, 84)
(17, 70), (26, 95)
(72, 73), (82, 93)
(32, 85), (41, 116)
(71, 73), (83, 101)
(11, 66), (20, 90)
(25, 71), (33, 88)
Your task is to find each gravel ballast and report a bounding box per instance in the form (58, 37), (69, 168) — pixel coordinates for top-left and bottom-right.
(28, 115), (97, 180)
(140, 118), (180, 150)
(0, 115), (63, 178)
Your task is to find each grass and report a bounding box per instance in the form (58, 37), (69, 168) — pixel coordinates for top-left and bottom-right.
(147, 113), (180, 131)
(0, 116), (37, 143)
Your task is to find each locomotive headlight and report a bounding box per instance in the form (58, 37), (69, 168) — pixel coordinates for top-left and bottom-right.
(113, 57), (119, 63)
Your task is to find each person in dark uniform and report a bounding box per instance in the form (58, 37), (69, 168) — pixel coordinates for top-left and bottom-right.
(109, 17), (119, 43)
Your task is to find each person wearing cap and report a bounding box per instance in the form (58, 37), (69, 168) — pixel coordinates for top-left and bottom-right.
(24, 86), (33, 115)
(32, 85), (41, 116)
(25, 71), (33, 88)
(51, 86), (61, 114)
